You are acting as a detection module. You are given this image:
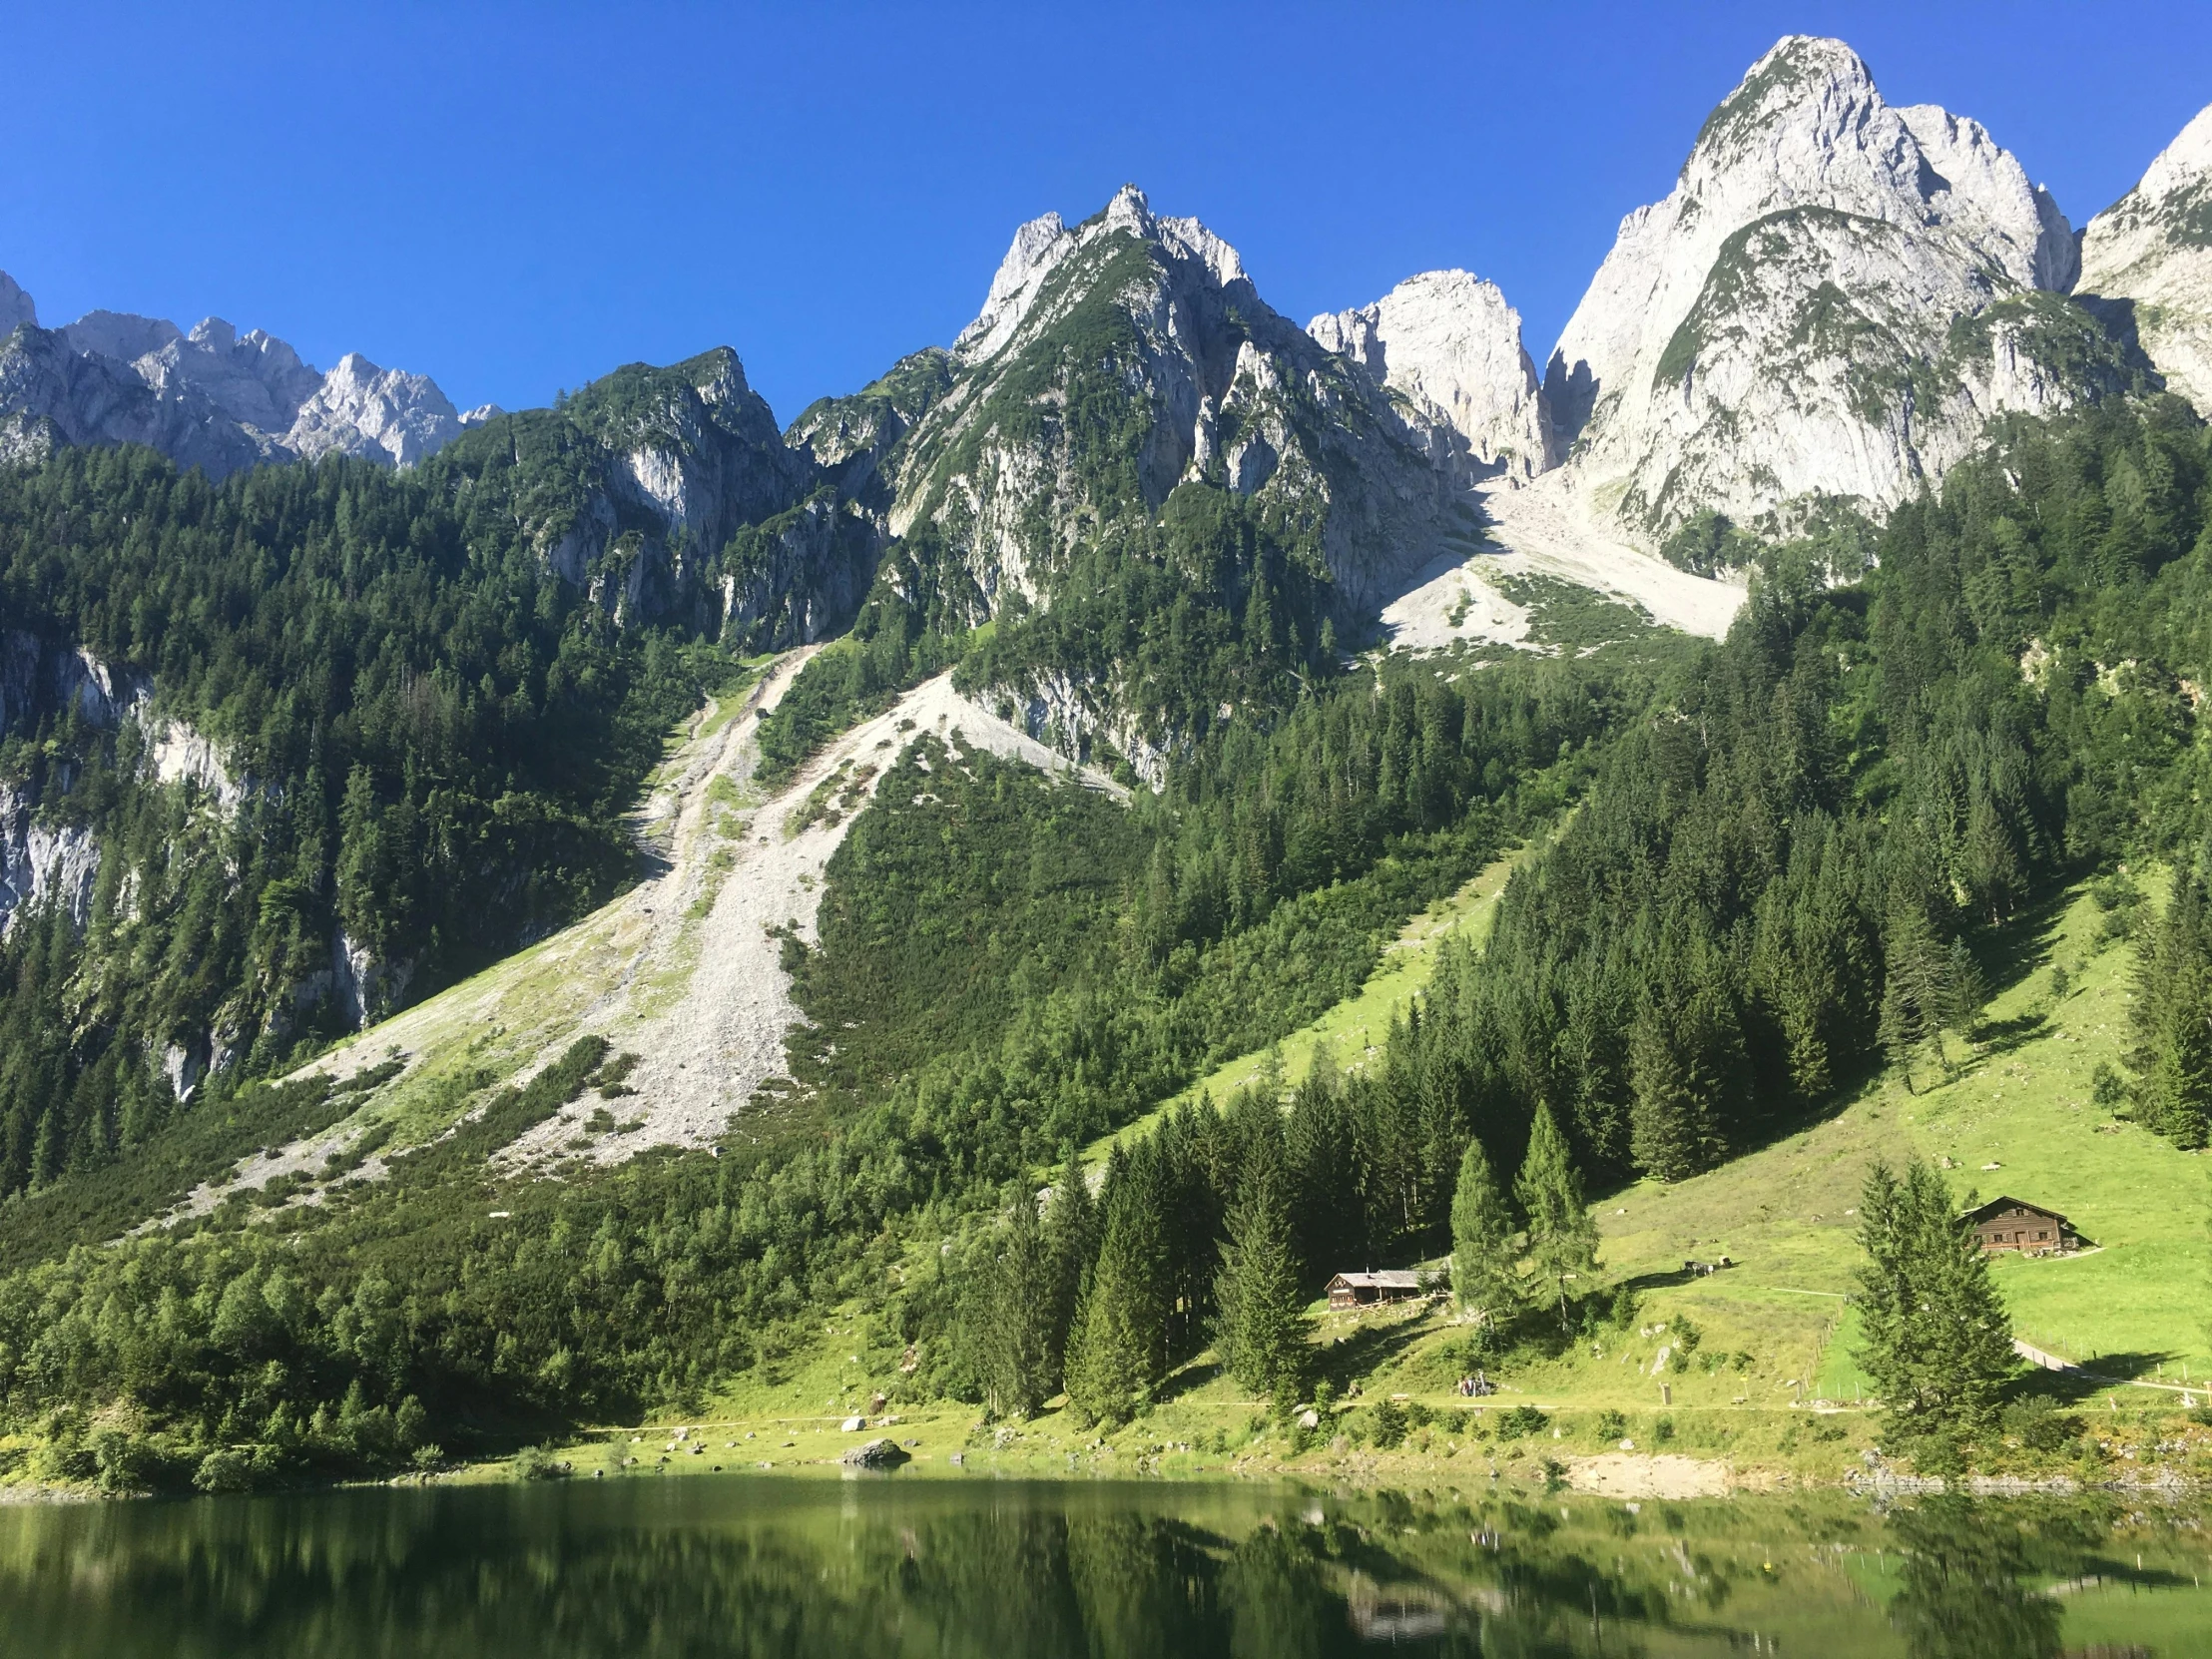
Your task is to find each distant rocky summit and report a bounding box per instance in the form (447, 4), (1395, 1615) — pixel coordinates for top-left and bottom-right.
(2079, 104), (2212, 413)
(0, 276), (486, 477)
(1539, 34), (2120, 538)
(1309, 269), (1558, 484)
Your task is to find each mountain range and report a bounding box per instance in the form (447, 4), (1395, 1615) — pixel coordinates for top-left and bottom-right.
(3, 35), (2212, 1492)
(0, 275), (496, 477)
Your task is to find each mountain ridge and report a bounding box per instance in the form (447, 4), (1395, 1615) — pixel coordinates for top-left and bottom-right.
(0, 276), (493, 477)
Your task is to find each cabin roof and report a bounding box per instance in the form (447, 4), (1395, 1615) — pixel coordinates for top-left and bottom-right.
(1328, 1270), (1422, 1290)
(1960, 1196), (2069, 1226)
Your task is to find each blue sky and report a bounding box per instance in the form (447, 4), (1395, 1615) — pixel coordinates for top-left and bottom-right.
(7, 1), (2208, 424)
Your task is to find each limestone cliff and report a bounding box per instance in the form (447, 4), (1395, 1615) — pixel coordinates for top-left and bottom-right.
(2079, 103), (2212, 412)
(1543, 35), (2118, 537)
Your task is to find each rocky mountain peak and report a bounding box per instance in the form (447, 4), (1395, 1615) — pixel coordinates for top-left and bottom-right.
(0, 274), (37, 333)
(2112, 102), (2212, 209)
(1542, 34), (2108, 539)
(1309, 270), (1557, 483)
(2079, 102), (2212, 411)
(953, 184), (1248, 367)
(895, 183), (1478, 682)
(286, 353), (462, 467)
(1, 276), (475, 477)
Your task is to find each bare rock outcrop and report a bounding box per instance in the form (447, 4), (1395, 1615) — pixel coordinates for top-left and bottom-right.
(1310, 270), (1558, 483)
(2079, 103), (2212, 411)
(1542, 35), (2109, 537)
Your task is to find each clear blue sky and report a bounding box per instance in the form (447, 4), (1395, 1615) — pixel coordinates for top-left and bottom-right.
(7, 1), (2208, 425)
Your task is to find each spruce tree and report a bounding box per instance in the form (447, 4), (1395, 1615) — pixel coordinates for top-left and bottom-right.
(1879, 902), (1948, 1085)
(1853, 1158), (2013, 1441)
(1212, 1122), (1311, 1396)
(1041, 1146), (1097, 1392)
(966, 1189), (1056, 1418)
(1627, 997), (1715, 1182)
(1936, 937), (1988, 1048)
(1448, 1135), (1518, 1327)
(1063, 1146), (1170, 1425)
(2128, 864), (2212, 1148)
(1514, 1103), (1599, 1329)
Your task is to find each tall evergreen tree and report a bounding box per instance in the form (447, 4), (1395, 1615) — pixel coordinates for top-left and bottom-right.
(1041, 1146), (1098, 1393)
(962, 1188), (1056, 1418)
(1448, 1136), (1518, 1327)
(1879, 901), (1944, 1086)
(2128, 863), (2212, 1148)
(1064, 1146), (1170, 1426)
(1211, 1121), (1310, 1396)
(1854, 1158), (2014, 1440)
(1514, 1103), (1598, 1329)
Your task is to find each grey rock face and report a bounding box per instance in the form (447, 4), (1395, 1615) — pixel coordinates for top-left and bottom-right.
(2078, 103), (2212, 411)
(0, 274), (34, 332)
(1, 274), (473, 477)
(1543, 34), (2100, 536)
(0, 781), (101, 938)
(286, 352), (462, 466)
(0, 321), (272, 476)
(786, 346), (954, 520)
(1310, 269), (1558, 483)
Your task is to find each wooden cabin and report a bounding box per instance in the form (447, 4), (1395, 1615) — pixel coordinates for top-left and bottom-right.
(1962, 1197), (2076, 1257)
(1326, 1270), (1422, 1310)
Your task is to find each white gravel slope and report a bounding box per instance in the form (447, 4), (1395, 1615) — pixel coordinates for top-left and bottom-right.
(1381, 474), (1744, 650)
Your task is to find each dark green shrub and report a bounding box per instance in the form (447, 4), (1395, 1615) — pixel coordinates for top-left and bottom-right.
(1496, 1404), (1549, 1439)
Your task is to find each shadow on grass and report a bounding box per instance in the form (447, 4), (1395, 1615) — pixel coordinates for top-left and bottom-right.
(1315, 1316), (1441, 1390)
(2019, 1350), (2180, 1403)
(1154, 1361), (1223, 1403)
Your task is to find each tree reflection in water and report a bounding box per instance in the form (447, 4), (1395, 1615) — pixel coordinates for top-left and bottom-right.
(0, 1476), (2195, 1657)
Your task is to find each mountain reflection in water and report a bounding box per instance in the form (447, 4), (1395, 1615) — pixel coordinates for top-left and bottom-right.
(0, 1475), (2205, 1657)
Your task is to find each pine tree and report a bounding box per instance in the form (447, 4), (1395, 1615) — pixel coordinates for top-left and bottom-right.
(1212, 1122), (1310, 1396)
(1448, 1136), (1518, 1327)
(2128, 863), (2212, 1148)
(1041, 1146), (1097, 1392)
(978, 1188), (1056, 1418)
(1514, 1103), (1598, 1329)
(1063, 1146), (1170, 1426)
(1879, 901), (1947, 1086)
(1627, 996), (1717, 1182)
(1936, 937), (1988, 1047)
(1853, 1158), (2014, 1440)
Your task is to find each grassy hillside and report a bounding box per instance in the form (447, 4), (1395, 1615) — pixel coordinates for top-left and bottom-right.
(1081, 830), (1538, 1166)
(617, 864), (2212, 1491)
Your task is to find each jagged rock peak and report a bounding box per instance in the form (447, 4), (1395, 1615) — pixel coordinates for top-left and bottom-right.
(0, 274), (33, 333)
(954, 184), (1246, 364)
(1310, 270), (1558, 482)
(1542, 34), (2104, 536)
(1680, 36), (2072, 286)
(286, 352), (463, 468)
(2078, 102), (2212, 411)
(0, 275), (474, 477)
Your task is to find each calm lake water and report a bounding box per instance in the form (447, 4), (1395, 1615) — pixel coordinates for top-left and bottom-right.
(1, 1473), (2207, 1656)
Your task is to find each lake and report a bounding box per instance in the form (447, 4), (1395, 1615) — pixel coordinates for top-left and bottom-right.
(1, 1472), (2206, 1656)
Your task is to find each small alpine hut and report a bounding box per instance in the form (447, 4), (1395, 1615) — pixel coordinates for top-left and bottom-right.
(1963, 1196), (2077, 1257)
(1326, 1270), (1422, 1310)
